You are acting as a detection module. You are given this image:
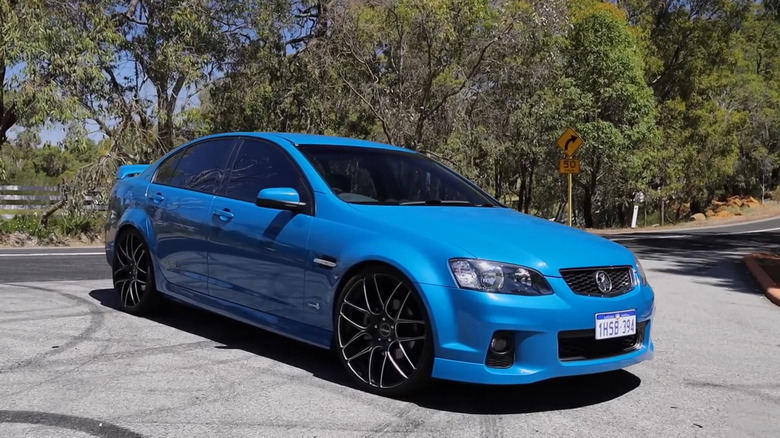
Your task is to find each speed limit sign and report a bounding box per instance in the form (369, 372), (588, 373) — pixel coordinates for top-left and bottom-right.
(558, 159), (581, 174)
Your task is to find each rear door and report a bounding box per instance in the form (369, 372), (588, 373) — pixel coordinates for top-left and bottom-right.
(207, 138), (314, 321)
(145, 137), (237, 294)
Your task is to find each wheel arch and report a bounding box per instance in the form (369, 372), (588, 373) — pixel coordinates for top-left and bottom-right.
(112, 214), (163, 290)
(332, 260), (400, 311)
(115, 223), (140, 241)
(330, 258), (440, 351)
(112, 223), (153, 266)
(330, 258), (437, 394)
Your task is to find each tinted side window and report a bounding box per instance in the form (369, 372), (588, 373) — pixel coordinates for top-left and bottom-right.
(225, 140), (309, 204)
(153, 153), (182, 186)
(166, 139), (234, 193)
(301, 148), (479, 203)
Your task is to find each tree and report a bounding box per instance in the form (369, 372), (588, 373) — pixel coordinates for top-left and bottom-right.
(201, 1), (358, 136)
(565, 1), (657, 227)
(319, 0), (513, 150)
(40, 0), (294, 159)
(0, 0), (82, 152)
(2, 0), (778, 232)
(439, 0), (573, 212)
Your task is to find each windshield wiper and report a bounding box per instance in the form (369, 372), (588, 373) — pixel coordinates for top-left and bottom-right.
(400, 200), (478, 206)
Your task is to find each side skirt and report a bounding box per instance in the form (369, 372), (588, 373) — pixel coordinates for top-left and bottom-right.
(160, 281), (334, 350)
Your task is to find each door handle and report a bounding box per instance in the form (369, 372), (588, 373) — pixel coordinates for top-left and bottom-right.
(213, 209), (234, 221)
(149, 193), (165, 204)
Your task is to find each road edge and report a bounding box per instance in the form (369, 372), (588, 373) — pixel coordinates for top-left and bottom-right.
(589, 211), (780, 236)
(743, 253), (780, 307)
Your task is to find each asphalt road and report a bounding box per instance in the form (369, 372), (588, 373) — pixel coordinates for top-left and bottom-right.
(0, 247), (108, 283)
(1, 216), (779, 437)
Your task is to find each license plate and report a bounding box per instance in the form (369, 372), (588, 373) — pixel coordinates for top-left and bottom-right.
(595, 309), (636, 340)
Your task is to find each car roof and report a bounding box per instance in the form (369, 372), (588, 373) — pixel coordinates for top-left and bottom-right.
(200, 132), (416, 154)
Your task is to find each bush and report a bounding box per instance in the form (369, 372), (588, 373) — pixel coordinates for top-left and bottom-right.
(0, 215), (51, 239)
(771, 186), (780, 201)
(55, 212), (103, 237)
(0, 211), (104, 242)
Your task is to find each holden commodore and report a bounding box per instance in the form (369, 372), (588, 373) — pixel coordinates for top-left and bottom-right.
(104, 132), (655, 396)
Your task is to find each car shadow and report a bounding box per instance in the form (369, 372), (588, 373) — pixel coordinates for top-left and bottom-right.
(88, 288), (642, 415)
(409, 370), (641, 414)
(610, 231), (780, 297)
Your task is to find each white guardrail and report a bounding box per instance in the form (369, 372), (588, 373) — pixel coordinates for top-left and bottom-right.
(0, 185), (105, 220)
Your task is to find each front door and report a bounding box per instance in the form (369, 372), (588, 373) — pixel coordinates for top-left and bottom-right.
(207, 139), (314, 322)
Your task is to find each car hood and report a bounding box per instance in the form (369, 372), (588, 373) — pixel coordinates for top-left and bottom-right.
(348, 205), (637, 277)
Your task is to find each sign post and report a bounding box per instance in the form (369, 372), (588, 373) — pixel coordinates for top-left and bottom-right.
(556, 127), (584, 227)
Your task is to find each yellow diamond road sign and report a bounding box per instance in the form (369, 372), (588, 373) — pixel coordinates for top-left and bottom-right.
(556, 127), (583, 157)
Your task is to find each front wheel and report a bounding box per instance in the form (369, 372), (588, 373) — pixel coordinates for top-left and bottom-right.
(112, 229), (161, 316)
(335, 266), (434, 396)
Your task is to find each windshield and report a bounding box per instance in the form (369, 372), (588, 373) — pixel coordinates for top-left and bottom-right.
(298, 145), (501, 206)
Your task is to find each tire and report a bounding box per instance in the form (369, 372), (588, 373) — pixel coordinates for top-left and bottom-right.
(112, 228), (162, 316)
(334, 265), (434, 396)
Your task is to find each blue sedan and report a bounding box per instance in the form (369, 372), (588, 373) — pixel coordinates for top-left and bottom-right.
(104, 132), (655, 396)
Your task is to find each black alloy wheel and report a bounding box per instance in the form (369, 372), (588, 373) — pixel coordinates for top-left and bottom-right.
(335, 266), (433, 396)
(112, 229), (161, 315)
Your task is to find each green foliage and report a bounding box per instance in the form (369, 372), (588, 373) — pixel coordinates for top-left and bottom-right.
(0, 212), (103, 240)
(564, 2), (658, 226)
(0, 0), (779, 233)
(55, 212), (103, 237)
(0, 215), (49, 239)
(0, 126), (100, 186)
(316, 0), (509, 149)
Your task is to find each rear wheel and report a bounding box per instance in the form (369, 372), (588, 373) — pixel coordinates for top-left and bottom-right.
(112, 229), (161, 315)
(335, 265), (433, 396)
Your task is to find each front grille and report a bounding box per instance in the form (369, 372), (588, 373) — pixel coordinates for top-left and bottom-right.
(560, 266), (635, 297)
(558, 321), (647, 361)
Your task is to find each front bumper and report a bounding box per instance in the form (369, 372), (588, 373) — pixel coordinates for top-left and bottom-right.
(417, 277), (655, 385)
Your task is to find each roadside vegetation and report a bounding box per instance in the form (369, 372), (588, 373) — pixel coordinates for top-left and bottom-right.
(1, 0), (779, 242)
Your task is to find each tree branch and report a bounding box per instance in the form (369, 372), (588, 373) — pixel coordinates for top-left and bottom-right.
(413, 22), (514, 146)
(336, 69), (394, 144)
(167, 74), (187, 116)
(126, 0), (142, 19)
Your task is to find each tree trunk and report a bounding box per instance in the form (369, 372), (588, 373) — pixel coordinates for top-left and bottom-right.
(524, 165), (534, 214)
(39, 199), (66, 229)
(155, 74), (186, 153)
(690, 198), (703, 214)
(582, 156), (600, 228)
(517, 174), (526, 212)
(583, 186), (594, 228)
(493, 164), (502, 202)
(675, 201), (684, 221)
(0, 63), (19, 152)
(555, 199), (566, 222)
(617, 202), (627, 227)
(157, 95), (175, 152)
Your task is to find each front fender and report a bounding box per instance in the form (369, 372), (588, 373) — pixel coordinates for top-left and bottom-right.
(304, 216), (474, 346)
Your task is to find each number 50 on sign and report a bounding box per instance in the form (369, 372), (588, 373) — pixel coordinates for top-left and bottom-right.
(558, 159), (580, 174)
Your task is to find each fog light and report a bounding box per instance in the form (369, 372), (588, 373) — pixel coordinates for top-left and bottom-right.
(490, 336), (509, 353)
(486, 331), (515, 368)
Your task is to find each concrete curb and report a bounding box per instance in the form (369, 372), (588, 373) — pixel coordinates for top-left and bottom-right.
(743, 253), (780, 307)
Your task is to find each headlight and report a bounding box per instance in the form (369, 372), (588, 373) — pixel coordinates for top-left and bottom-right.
(449, 259), (553, 296)
(635, 258), (649, 286)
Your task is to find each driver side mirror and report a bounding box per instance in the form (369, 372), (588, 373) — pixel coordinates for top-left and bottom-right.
(256, 187), (307, 213)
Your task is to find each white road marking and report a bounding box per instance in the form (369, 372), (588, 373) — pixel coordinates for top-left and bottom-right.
(0, 252), (104, 258)
(610, 234), (690, 241)
(727, 226), (780, 235)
